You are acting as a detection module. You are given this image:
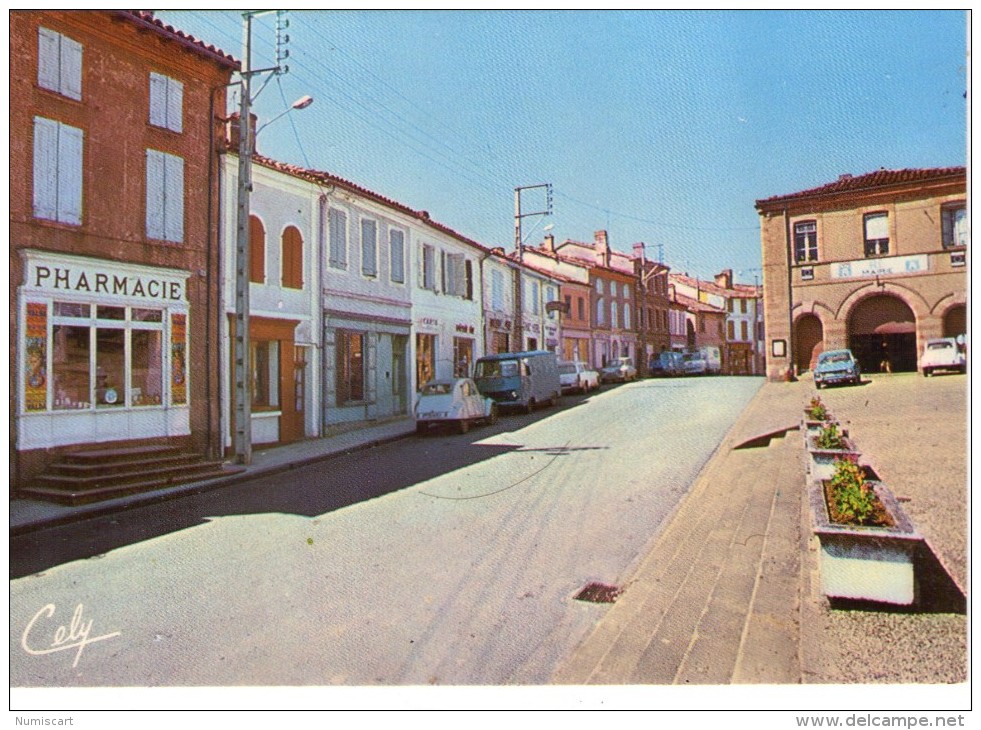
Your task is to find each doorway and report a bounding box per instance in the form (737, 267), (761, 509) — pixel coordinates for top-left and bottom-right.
(794, 314), (824, 373)
(847, 294), (917, 373)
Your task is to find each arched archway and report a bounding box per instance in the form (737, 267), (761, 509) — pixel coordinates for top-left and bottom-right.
(943, 304), (966, 339)
(686, 319), (696, 351)
(794, 314), (824, 373)
(847, 294), (917, 372)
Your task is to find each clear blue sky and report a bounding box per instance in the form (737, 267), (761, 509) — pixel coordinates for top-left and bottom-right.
(160, 10), (967, 284)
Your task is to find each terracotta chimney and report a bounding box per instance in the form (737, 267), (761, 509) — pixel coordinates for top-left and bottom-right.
(226, 111), (258, 154)
(632, 242), (646, 263)
(594, 230), (610, 267)
(714, 269), (733, 289)
(544, 234), (556, 253)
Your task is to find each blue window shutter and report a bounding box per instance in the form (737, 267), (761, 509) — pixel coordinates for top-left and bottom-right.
(61, 34), (82, 100)
(164, 153), (184, 242)
(167, 78), (183, 133)
(146, 149), (164, 239)
(329, 208), (347, 267)
(58, 123), (83, 224)
(361, 219), (377, 275)
(149, 73), (167, 128)
(37, 28), (60, 93)
(33, 117), (59, 221)
(390, 229), (405, 282)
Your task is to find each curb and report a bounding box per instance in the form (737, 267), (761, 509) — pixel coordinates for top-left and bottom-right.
(10, 429), (416, 537)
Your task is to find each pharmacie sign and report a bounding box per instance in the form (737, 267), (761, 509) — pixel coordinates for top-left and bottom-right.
(23, 252), (187, 303)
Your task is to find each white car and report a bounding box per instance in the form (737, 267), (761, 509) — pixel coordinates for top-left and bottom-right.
(414, 378), (498, 434)
(681, 352), (708, 376)
(920, 337), (966, 376)
(558, 360), (600, 394)
(600, 356), (638, 383)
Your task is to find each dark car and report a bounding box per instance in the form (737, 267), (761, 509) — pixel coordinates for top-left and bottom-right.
(648, 351), (684, 377)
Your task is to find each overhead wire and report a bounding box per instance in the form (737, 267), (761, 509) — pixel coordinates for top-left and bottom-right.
(172, 10), (766, 265)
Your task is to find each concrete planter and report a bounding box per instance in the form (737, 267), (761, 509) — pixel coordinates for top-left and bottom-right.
(809, 478), (922, 605)
(805, 433), (860, 482)
(803, 418), (839, 445)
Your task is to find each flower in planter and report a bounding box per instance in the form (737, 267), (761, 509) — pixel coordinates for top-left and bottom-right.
(806, 396), (829, 422)
(825, 456), (892, 527)
(815, 422), (846, 450)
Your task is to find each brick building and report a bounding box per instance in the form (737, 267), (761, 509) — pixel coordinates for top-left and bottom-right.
(9, 11), (237, 497)
(630, 243), (671, 375)
(756, 167), (967, 381)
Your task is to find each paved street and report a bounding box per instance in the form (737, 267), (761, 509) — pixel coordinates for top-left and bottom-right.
(10, 377), (761, 686)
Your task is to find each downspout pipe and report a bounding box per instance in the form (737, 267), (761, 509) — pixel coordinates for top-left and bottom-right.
(783, 206), (797, 381)
(318, 191), (329, 436)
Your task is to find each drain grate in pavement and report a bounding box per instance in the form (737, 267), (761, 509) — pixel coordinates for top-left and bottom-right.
(574, 582), (622, 603)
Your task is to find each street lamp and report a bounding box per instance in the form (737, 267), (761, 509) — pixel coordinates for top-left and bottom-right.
(232, 48), (313, 466)
(255, 94), (314, 135)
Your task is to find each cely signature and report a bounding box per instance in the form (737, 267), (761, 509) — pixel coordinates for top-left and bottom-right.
(21, 603), (121, 668)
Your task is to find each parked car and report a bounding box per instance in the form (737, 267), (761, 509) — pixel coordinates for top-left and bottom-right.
(681, 351), (708, 376)
(648, 351), (684, 377)
(920, 337), (967, 376)
(600, 356), (637, 383)
(814, 349), (861, 388)
(414, 378), (497, 434)
(473, 350), (561, 413)
(558, 360), (600, 394)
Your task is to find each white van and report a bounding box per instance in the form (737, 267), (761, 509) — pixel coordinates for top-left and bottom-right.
(699, 346), (722, 374)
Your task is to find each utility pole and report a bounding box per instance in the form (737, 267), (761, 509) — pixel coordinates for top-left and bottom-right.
(513, 183), (552, 352)
(232, 10), (294, 465)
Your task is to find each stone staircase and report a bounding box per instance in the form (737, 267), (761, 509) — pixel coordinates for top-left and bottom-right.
(20, 444), (244, 506)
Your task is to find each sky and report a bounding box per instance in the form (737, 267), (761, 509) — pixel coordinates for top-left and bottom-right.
(159, 9), (967, 285)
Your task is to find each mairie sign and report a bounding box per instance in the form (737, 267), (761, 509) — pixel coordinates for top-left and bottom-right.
(831, 254), (929, 280)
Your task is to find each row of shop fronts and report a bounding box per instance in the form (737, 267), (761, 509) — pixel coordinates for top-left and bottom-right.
(213, 155), (600, 460)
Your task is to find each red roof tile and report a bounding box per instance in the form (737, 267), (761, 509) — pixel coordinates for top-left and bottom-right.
(114, 11), (239, 68)
(672, 292), (725, 314)
(252, 154), (491, 254)
(756, 166), (965, 206)
(670, 272), (760, 298)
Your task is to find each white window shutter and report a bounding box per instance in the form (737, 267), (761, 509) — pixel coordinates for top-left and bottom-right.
(58, 124), (83, 224)
(953, 208), (967, 246)
(149, 73), (167, 128)
(33, 117), (60, 221)
(165, 153), (184, 242)
(37, 28), (60, 93)
(61, 35), (82, 100)
(865, 213), (888, 240)
(167, 78), (183, 133)
(146, 149), (164, 239)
